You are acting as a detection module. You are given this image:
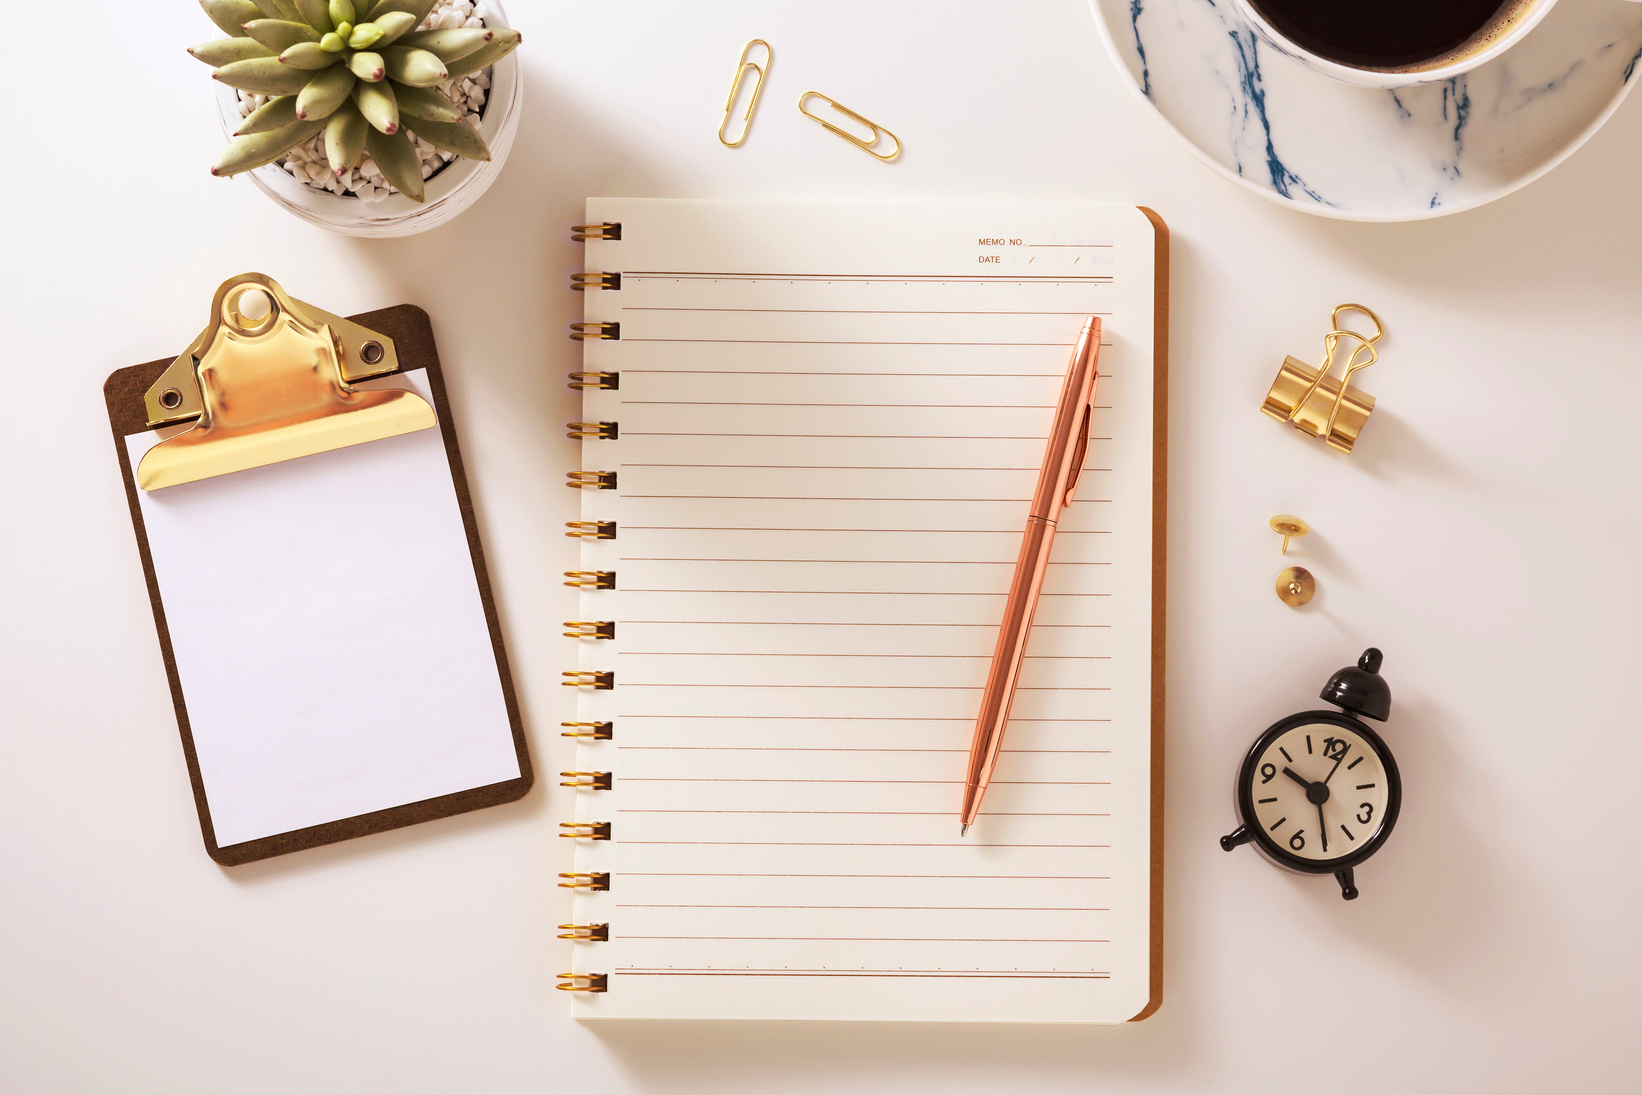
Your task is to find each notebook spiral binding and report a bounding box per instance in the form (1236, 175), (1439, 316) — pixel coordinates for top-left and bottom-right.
(561, 221), (625, 998)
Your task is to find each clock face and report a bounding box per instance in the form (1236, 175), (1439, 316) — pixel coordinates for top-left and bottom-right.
(1245, 721), (1392, 864)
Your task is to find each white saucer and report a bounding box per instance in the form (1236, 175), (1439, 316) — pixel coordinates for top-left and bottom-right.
(1088, 0), (1642, 220)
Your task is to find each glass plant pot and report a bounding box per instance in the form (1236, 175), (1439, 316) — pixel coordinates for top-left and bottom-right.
(211, 2), (522, 238)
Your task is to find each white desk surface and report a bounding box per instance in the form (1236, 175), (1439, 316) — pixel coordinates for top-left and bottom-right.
(3, 1), (1640, 1090)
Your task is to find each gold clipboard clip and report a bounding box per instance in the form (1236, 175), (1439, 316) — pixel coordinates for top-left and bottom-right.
(137, 273), (434, 490)
(1260, 304), (1383, 454)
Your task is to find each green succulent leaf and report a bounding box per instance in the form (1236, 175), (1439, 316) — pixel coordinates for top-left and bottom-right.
(348, 50), (386, 81)
(212, 117), (325, 176)
(365, 126), (424, 202)
(404, 115), (488, 161)
(295, 64), (356, 118)
(294, 0), (332, 32)
(189, 37), (275, 66)
(252, 0), (303, 19)
(348, 21), (385, 49)
(369, 10), (418, 46)
(328, 0), (356, 27)
(235, 94), (300, 134)
(243, 18), (320, 51)
(353, 78), (399, 133)
(381, 46), (446, 87)
(280, 41), (341, 68)
(398, 28), (491, 63)
(324, 101), (369, 173)
(320, 31), (345, 50)
(214, 56), (314, 95)
(391, 83), (462, 123)
(200, 0), (262, 38)
(364, 0), (437, 26)
(442, 28), (520, 78)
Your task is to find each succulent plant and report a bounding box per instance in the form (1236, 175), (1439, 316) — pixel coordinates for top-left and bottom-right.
(192, 0), (520, 201)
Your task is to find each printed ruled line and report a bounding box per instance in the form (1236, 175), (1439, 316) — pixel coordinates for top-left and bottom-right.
(621, 307), (1113, 316)
(622, 873), (1110, 880)
(621, 525), (1111, 532)
(625, 622), (1109, 628)
(617, 971), (1116, 978)
(620, 939), (1109, 945)
(619, 555), (1110, 563)
(617, 745), (1116, 755)
(625, 433), (1114, 441)
(619, 469), (1113, 476)
(621, 684), (1110, 692)
(621, 370), (1087, 378)
(620, 847), (1109, 853)
(625, 339), (1098, 348)
(624, 271), (1114, 282)
(1027, 243), (1114, 247)
(618, 809), (1110, 816)
(615, 904), (1110, 912)
(619, 715), (1109, 722)
(623, 401), (1110, 411)
(619, 652), (1110, 659)
(622, 590), (1110, 597)
(621, 778), (1109, 785)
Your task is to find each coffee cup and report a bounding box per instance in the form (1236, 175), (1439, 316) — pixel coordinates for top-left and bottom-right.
(1228, 0), (1642, 88)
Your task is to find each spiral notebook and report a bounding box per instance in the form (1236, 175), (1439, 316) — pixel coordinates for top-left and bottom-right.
(562, 199), (1167, 1022)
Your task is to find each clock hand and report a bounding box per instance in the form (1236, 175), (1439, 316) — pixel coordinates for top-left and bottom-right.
(1282, 766), (1312, 791)
(1317, 802), (1328, 853)
(1324, 751), (1347, 785)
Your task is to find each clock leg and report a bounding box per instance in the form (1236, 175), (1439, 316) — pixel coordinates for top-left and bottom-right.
(1334, 867), (1359, 901)
(1219, 825), (1254, 852)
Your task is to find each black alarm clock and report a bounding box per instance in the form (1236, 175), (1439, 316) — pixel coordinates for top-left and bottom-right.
(1219, 648), (1401, 900)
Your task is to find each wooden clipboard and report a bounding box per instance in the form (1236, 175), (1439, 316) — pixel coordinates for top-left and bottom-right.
(104, 280), (532, 866)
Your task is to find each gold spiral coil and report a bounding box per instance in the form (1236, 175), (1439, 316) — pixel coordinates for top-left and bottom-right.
(571, 272), (622, 291)
(565, 521), (616, 539)
(568, 371), (619, 390)
(569, 322), (621, 341)
(566, 470), (617, 490)
(563, 571), (616, 589)
(559, 821), (613, 839)
(558, 923), (611, 941)
(567, 421), (618, 440)
(564, 620), (615, 639)
(561, 721), (614, 739)
(556, 972), (609, 992)
(558, 872), (610, 890)
(560, 771), (614, 790)
(571, 222), (621, 241)
(561, 671), (615, 690)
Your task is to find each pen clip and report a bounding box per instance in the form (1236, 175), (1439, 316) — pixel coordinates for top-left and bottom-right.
(1061, 401), (1092, 509)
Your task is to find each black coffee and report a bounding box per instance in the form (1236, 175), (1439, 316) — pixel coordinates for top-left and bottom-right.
(1246, 0), (1524, 68)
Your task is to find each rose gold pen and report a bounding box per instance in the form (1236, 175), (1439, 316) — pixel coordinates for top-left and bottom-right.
(960, 316), (1102, 835)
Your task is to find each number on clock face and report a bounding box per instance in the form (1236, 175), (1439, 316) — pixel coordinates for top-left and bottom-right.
(1247, 723), (1389, 862)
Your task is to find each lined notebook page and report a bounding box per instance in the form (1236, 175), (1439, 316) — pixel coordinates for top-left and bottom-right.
(570, 200), (1162, 1022)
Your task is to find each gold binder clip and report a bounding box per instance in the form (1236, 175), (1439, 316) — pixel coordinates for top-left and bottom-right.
(560, 771), (614, 789)
(136, 273), (433, 490)
(566, 470), (617, 490)
(558, 872), (611, 890)
(564, 620), (616, 639)
(719, 39), (772, 147)
(567, 421), (618, 440)
(561, 671), (615, 690)
(1261, 304), (1383, 454)
(563, 571), (616, 589)
(798, 91), (901, 161)
(556, 972), (609, 992)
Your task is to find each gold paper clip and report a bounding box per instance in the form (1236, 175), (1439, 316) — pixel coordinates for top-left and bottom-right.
(798, 91), (901, 161)
(719, 39), (772, 147)
(136, 273), (432, 491)
(1261, 304), (1383, 454)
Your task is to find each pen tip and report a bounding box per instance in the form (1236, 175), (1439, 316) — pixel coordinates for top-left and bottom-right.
(960, 823), (969, 837)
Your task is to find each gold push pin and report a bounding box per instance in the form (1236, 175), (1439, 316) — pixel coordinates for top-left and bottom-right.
(1270, 514), (1310, 554)
(1261, 304), (1383, 454)
(1270, 515), (1315, 607)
